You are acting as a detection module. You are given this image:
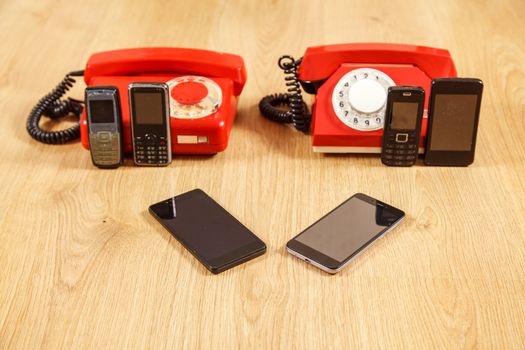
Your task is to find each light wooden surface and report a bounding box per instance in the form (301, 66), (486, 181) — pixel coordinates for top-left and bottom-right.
(1, 0), (525, 348)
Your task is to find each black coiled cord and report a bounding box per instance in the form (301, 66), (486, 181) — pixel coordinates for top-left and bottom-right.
(26, 70), (85, 144)
(258, 56), (311, 132)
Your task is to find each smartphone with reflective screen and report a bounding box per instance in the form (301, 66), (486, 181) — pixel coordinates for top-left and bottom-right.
(424, 78), (483, 166)
(149, 189), (266, 274)
(286, 193), (405, 274)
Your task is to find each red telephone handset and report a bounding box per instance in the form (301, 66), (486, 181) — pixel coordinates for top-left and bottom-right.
(260, 43), (457, 153)
(81, 47), (247, 154)
(298, 43), (456, 86)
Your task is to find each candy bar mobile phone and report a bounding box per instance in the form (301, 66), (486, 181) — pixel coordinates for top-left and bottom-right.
(85, 86), (123, 168)
(129, 82), (172, 166)
(381, 86), (425, 166)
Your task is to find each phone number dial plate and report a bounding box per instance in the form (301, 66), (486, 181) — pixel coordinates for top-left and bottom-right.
(331, 68), (395, 131)
(167, 76), (222, 119)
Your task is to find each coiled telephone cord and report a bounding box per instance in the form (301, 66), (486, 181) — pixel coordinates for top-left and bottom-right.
(26, 70), (85, 144)
(258, 56), (311, 132)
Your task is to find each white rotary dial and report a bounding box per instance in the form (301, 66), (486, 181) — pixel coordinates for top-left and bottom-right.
(331, 68), (395, 131)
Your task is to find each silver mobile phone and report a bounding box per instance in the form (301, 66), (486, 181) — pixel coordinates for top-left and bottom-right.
(85, 86), (123, 168)
(286, 193), (405, 274)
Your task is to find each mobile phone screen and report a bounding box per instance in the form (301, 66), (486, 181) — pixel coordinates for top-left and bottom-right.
(390, 101), (419, 130)
(132, 91), (165, 125)
(429, 94), (479, 151)
(288, 193), (404, 271)
(89, 99), (115, 124)
(149, 189), (266, 273)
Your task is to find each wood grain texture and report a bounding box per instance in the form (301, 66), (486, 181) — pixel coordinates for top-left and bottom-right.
(1, 0), (525, 348)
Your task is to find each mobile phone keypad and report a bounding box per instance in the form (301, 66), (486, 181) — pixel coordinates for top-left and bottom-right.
(134, 134), (170, 165)
(381, 131), (418, 166)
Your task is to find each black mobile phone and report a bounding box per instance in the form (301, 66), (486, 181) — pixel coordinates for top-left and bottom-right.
(424, 78), (483, 166)
(381, 86), (425, 166)
(129, 82), (172, 166)
(286, 193), (405, 274)
(85, 86), (123, 168)
(149, 189), (266, 274)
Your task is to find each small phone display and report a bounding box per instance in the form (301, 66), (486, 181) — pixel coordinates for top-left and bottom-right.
(286, 193), (405, 274)
(381, 86), (425, 166)
(129, 83), (171, 166)
(89, 100), (115, 123)
(133, 91), (165, 125)
(390, 102), (419, 129)
(149, 189), (266, 274)
(425, 78), (483, 166)
(86, 86), (123, 168)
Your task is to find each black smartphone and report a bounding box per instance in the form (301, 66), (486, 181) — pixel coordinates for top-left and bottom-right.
(286, 193), (405, 274)
(129, 82), (172, 166)
(424, 78), (483, 166)
(381, 86), (425, 166)
(85, 86), (123, 168)
(149, 189), (266, 274)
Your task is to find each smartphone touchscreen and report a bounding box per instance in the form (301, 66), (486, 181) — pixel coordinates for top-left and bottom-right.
(286, 193), (405, 274)
(149, 189), (266, 274)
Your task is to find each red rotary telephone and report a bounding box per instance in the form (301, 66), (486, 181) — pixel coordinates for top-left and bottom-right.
(80, 48), (246, 154)
(260, 43), (457, 153)
(27, 47), (247, 155)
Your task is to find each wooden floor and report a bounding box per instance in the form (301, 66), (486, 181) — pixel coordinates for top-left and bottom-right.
(1, 0), (525, 348)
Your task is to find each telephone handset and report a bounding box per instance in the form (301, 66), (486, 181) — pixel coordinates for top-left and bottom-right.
(259, 43), (457, 153)
(27, 47), (247, 155)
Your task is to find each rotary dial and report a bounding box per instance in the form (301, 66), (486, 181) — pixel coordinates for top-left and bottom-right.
(167, 76), (222, 119)
(331, 68), (395, 131)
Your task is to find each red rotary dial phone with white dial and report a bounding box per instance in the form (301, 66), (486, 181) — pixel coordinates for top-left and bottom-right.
(259, 43), (457, 153)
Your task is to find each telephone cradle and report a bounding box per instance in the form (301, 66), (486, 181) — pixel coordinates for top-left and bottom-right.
(79, 47), (247, 155)
(261, 43), (458, 153)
